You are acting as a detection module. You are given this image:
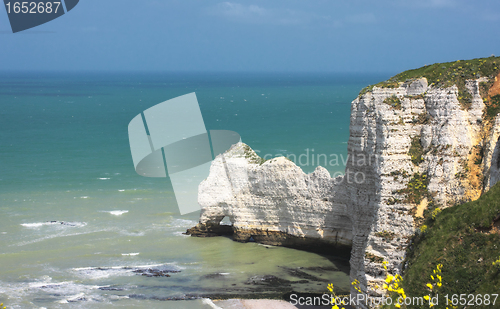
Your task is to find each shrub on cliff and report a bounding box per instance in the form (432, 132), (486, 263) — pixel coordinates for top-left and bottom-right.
(384, 95), (402, 109)
(408, 136), (424, 166)
(403, 182), (500, 306)
(486, 94), (500, 119)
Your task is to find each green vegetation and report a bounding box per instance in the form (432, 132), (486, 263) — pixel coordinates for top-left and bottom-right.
(403, 182), (500, 306)
(409, 136), (424, 165)
(390, 169), (410, 179)
(480, 80), (493, 98)
(384, 95), (402, 109)
(412, 112), (432, 125)
(455, 159), (470, 179)
(242, 143), (267, 165)
(366, 252), (384, 263)
(493, 257), (500, 271)
(473, 144), (485, 165)
(387, 197), (401, 205)
(359, 56), (500, 109)
(398, 172), (429, 205)
(375, 230), (396, 240)
(486, 94), (500, 120)
(431, 208), (441, 220)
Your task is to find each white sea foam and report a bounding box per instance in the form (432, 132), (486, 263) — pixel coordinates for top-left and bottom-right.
(73, 263), (166, 271)
(173, 231), (190, 237)
(170, 218), (197, 228)
(21, 221), (87, 229)
(57, 292), (87, 303)
(98, 178), (110, 180)
(101, 210), (128, 216)
(15, 230), (94, 247)
(72, 263), (181, 280)
(121, 252), (140, 256)
(119, 230), (145, 236)
(29, 280), (72, 289)
(0, 277), (104, 306)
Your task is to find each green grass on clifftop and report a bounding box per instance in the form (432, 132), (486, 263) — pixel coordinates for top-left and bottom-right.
(360, 56), (500, 108)
(403, 182), (500, 307)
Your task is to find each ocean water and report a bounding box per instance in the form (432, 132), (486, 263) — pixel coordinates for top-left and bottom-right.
(0, 72), (388, 308)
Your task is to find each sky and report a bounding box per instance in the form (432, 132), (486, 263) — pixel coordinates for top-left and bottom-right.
(1, 0), (500, 73)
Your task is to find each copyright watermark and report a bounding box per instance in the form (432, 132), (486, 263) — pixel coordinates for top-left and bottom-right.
(254, 149), (382, 185)
(289, 293), (499, 307)
(3, 0), (79, 33)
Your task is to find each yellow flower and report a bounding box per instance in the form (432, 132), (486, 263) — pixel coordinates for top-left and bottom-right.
(386, 275), (394, 283)
(431, 275), (434, 280)
(427, 283), (433, 289)
(395, 304), (401, 308)
(383, 284), (388, 289)
(424, 295), (430, 300)
(333, 305), (339, 309)
(437, 275), (442, 282)
(437, 282), (442, 287)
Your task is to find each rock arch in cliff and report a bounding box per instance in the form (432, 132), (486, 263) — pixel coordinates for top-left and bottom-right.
(189, 143), (353, 255)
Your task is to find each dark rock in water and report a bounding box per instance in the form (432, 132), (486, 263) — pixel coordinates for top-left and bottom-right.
(280, 267), (329, 282)
(303, 266), (339, 272)
(201, 273), (230, 280)
(52, 221), (68, 225)
(246, 275), (293, 286)
(184, 223), (234, 237)
(133, 268), (180, 277)
(98, 286), (124, 291)
(47, 221), (80, 227)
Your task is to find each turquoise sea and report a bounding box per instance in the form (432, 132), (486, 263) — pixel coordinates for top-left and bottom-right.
(0, 72), (388, 308)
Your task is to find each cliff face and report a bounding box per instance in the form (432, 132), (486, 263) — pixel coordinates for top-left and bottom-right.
(349, 77), (498, 298)
(188, 60), (500, 307)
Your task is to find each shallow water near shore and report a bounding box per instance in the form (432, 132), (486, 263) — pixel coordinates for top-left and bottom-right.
(0, 72), (388, 307)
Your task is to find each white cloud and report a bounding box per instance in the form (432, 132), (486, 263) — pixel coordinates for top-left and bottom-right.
(217, 2), (268, 18)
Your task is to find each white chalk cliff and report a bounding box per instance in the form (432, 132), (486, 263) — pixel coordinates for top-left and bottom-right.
(189, 69), (500, 308)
